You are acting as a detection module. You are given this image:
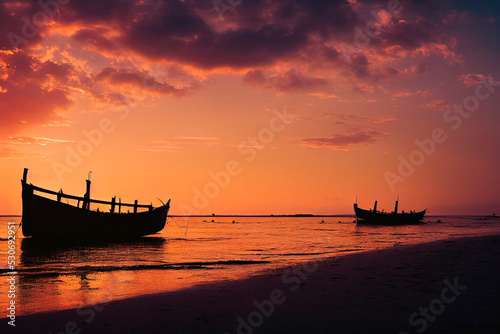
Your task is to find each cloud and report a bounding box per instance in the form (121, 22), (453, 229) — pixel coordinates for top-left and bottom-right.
(76, 0), (359, 70)
(138, 137), (220, 153)
(124, 17), (307, 69)
(319, 112), (395, 126)
(300, 130), (386, 150)
(391, 90), (433, 100)
(72, 28), (118, 52)
(0, 1), (45, 49)
(89, 64), (208, 104)
(95, 67), (189, 97)
(0, 147), (48, 159)
(8, 136), (73, 146)
(59, 0), (134, 24)
(0, 0), (487, 74)
(137, 142), (183, 153)
(379, 21), (433, 50)
(243, 68), (328, 93)
(0, 51), (74, 135)
(458, 73), (500, 87)
(349, 52), (370, 78)
(0, 0), (497, 138)
(420, 99), (447, 112)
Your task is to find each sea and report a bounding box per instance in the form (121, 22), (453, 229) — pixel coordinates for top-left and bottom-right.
(1, 215), (500, 316)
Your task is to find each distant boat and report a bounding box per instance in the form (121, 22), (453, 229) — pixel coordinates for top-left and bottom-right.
(354, 198), (426, 225)
(21, 168), (170, 240)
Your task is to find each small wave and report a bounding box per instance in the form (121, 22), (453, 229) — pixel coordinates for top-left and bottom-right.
(264, 251), (337, 257)
(313, 228), (339, 231)
(188, 237), (232, 241)
(0, 260), (271, 277)
(337, 249), (362, 253)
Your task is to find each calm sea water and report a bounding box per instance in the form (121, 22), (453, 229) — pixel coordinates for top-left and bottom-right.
(1, 215), (500, 315)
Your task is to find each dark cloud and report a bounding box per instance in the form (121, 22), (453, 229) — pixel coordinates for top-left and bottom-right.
(94, 66), (199, 97)
(319, 112), (396, 128)
(3, 0), (497, 69)
(95, 67), (153, 86)
(379, 21), (433, 49)
(72, 29), (118, 52)
(59, 0), (135, 24)
(295, 0), (359, 36)
(0, 0), (132, 50)
(124, 17), (306, 68)
(243, 68), (328, 92)
(414, 62), (432, 74)
(0, 0), (497, 139)
(1, 0), (473, 82)
(349, 53), (370, 78)
(321, 46), (342, 62)
(243, 70), (266, 85)
(39, 61), (74, 82)
(300, 130), (386, 150)
(116, 0), (362, 69)
(0, 1), (44, 50)
(1, 50), (75, 86)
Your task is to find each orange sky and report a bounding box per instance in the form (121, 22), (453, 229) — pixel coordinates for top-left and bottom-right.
(1, 0), (499, 215)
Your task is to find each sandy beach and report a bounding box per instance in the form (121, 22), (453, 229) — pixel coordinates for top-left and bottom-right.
(4, 234), (499, 334)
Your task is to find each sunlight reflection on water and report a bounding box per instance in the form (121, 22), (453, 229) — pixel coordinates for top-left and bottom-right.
(1, 215), (499, 315)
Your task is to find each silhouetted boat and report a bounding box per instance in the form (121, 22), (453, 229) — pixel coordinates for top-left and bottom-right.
(354, 198), (425, 225)
(21, 168), (170, 240)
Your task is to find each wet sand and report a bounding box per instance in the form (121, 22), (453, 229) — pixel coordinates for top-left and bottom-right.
(3, 234), (499, 334)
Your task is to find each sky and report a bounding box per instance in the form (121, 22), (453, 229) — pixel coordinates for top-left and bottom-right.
(1, 0), (499, 215)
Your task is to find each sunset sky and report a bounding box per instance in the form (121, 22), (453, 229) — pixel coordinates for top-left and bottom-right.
(1, 0), (499, 215)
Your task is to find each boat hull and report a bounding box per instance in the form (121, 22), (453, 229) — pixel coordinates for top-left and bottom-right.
(22, 187), (170, 240)
(354, 204), (425, 225)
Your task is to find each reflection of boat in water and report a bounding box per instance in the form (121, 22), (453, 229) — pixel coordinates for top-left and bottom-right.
(20, 237), (166, 266)
(354, 198), (426, 225)
(21, 168), (170, 240)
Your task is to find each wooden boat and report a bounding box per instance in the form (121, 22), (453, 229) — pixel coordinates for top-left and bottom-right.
(354, 198), (426, 225)
(21, 168), (170, 240)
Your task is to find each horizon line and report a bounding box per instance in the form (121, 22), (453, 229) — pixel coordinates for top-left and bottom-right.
(0, 213), (496, 218)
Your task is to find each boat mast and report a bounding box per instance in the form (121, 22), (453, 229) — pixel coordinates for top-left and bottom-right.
(22, 168), (28, 185)
(83, 171), (92, 210)
(355, 195), (358, 224)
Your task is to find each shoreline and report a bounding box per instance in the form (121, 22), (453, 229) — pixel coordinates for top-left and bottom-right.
(3, 234), (500, 333)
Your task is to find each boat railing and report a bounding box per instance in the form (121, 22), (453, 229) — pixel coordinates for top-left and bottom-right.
(26, 183), (154, 213)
